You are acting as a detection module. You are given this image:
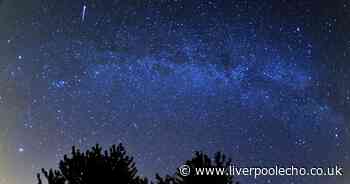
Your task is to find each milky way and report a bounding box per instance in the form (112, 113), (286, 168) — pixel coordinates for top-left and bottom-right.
(0, 0), (349, 184)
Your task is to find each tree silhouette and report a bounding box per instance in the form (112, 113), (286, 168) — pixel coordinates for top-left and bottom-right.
(38, 144), (239, 184)
(37, 144), (148, 184)
(155, 152), (238, 184)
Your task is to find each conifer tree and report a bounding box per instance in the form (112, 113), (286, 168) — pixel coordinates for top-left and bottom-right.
(155, 152), (238, 184)
(37, 144), (148, 184)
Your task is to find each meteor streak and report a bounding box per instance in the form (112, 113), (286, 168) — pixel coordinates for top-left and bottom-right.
(82, 5), (87, 23)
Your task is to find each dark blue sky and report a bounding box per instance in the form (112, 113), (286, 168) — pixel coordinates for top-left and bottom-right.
(0, 0), (349, 183)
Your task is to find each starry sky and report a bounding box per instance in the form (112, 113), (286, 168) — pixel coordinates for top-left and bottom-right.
(0, 0), (350, 183)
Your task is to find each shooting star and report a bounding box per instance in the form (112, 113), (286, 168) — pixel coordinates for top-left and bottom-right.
(81, 5), (87, 23)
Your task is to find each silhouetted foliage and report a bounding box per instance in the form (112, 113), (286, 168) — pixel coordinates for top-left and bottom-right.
(37, 144), (148, 184)
(38, 144), (239, 184)
(155, 152), (239, 184)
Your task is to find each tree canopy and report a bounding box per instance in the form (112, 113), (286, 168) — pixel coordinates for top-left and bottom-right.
(37, 144), (238, 184)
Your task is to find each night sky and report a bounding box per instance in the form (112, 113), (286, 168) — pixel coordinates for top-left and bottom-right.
(0, 0), (350, 183)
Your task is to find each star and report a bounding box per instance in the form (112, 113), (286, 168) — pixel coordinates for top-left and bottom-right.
(18, 147), (24, 153)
